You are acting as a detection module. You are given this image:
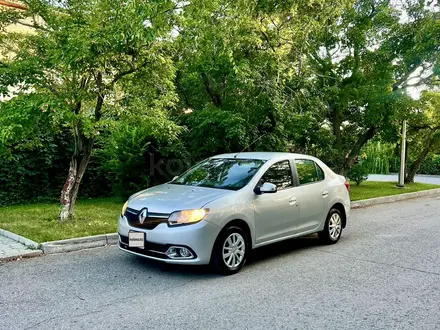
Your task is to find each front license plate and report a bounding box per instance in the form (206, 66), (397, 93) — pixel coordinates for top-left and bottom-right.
(129, 231), (145, 249)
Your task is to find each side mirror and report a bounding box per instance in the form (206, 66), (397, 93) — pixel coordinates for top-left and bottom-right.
(254, 182), (277, 195)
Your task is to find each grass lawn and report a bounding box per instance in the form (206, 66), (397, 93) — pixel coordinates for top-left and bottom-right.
(350, 181), (440, 201)
(1, 181), (439, 243)
(0, 197), (123, 243)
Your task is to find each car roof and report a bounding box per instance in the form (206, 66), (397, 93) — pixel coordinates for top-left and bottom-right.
(211, 152), (315, 161)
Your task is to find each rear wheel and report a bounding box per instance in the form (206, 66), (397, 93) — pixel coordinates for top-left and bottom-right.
(212, 226), (248, 275)
(318, 208), (343, 244)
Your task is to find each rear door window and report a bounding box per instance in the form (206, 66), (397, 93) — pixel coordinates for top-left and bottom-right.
(316, 163), (325, 181)
(295, 159), (323, 185)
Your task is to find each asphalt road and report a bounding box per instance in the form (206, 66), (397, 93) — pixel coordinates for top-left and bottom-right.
(1, 196), (440, 330)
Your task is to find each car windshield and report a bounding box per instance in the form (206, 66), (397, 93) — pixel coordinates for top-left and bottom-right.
(171, 158), (265, 191)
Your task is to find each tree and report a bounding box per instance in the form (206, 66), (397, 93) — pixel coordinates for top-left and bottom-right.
(175, 0), (352, 157)
(0, 0), (178, 220)
(306, 0), (440, 173)
(405, 91), (440, 183)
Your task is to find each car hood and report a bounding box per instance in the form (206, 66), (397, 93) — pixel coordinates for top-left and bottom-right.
(127, 183), (234, 214)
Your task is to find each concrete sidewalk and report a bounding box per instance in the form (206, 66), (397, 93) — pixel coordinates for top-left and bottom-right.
(0, 235), (42, 262)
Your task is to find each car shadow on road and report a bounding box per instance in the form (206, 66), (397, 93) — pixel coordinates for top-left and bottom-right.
(247, 234), (322, 265)
(123, 252), (215, 278)
(123, 234), (323, 277)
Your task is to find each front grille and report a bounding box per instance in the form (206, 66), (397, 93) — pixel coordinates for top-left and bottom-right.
(124, 207), (169, 229)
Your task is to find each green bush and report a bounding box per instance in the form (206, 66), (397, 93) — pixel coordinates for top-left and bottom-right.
(0, 131), (112, 206)
(348, 163), (369, 185)
(419, 155), (440, 175)
(98, 119), (186, 199)
(0, 95), (112, 206)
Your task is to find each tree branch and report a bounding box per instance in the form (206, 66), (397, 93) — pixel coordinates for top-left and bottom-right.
(260, 29), (276, 53)
(344, 126), (378, 171)
(111, 60), (150, 85)
(15, 20), (48, 32)
(402, 74), (438, 89)
(393, 63), (420, 91)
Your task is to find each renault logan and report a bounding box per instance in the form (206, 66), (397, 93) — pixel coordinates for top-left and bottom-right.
(118, 152), (350, 275)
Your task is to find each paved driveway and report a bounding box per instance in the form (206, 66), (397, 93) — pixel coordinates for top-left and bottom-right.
(1, 195), (440, 330)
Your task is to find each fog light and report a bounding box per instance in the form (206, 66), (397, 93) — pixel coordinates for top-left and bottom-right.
(166, 247), (179, 258)
(165, 246), (194, 259)
(180, 247), (192, 258)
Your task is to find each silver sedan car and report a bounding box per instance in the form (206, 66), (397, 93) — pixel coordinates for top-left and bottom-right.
(118, 152), (350, 275)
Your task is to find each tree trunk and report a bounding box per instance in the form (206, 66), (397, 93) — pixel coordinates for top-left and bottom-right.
(405, 137), (433, 184)
(59, 125), (94, 221)
(330, 105), (342, 149)
(342, 126), (378, 175)
(59, 78), (104, 221)
(201, 72), (222, 107)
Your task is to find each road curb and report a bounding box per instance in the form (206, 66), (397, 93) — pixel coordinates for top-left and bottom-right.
(0, 228), (40, 249)
(41, 233), (118, 255)
(0, 250), (44, 263)
(351, 188), (440, 209)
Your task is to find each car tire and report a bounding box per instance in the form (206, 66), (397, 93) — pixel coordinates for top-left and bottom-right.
(318, 208), (343, 244)
(212, 226), (248, 275)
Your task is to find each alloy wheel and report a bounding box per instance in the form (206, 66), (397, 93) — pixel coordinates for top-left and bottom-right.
(222, 233), (246, 269)
(329, 213), (342, 240)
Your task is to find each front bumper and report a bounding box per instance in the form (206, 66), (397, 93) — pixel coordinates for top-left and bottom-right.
(118, 215), (221, 265)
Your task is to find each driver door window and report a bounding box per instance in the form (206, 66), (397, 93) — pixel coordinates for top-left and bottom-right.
(260, 160), (293, 190)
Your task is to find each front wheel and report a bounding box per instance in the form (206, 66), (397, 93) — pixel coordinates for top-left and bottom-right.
(212, 226), (248, 275)
(318, 209), (343, 244)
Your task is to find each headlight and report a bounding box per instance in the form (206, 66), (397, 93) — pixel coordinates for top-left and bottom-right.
(121, 201), (129, 216)
(168, 209), (209, 226)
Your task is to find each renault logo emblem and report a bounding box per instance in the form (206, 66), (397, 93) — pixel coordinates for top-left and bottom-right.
(139, 208), (148, 224)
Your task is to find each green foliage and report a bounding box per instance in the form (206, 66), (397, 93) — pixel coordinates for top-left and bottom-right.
(306, 0), (440, 171)
(0, 128), (112, 206)
(180, 107), (249, 159)
(361, 141), (397, 174)
(348, 163), (369, 185)
(405, 91), (440, 180)
(0, 0), (180, 210)
(1, 0), (440, 206)
(175, 0), (352, 158)
(99, 116), (185, 198)
(419, 155), (440, 176)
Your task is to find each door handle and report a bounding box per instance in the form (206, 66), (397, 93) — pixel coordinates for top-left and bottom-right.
(322, 190), (329, 198)
(289, 197), (297, 205)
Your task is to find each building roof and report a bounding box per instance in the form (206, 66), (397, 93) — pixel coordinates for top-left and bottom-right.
(0, 1), (27, 10)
